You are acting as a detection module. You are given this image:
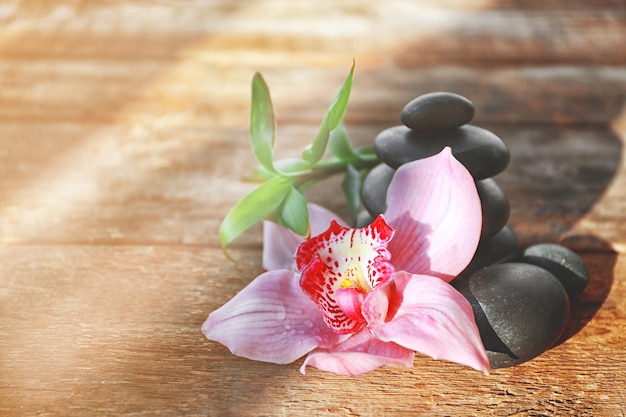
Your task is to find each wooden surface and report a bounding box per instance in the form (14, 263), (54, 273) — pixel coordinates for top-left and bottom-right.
(1, 1), (626, 416)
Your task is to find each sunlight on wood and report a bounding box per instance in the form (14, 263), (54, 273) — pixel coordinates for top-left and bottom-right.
(1, 0), (625, 415)
(570, 103), (626, 254)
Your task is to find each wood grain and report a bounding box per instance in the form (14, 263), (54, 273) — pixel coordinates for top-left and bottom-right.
(1, 1), (625, 416)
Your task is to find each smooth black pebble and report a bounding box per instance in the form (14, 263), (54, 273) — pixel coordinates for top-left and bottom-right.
(373, 125), (510, 179)
(476, 178), (510, 238)
(522, 243), (589, 296)
(462, 225), (520, 276)
(453, 263), (570, 368)
(401, 92), (475, 132)
(361, 163), (395, 216)
(355, 209), (374, 228)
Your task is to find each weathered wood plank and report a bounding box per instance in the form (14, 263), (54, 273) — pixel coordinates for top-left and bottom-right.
(567, 105), (626, 253)
(0, 123), (622, 251)
(0, 246), (623, 416)
(1, 1), (623, 65)
(2, 3), (624, 127)
(1, 1), (625, 416)
(2, 61), (624, 128)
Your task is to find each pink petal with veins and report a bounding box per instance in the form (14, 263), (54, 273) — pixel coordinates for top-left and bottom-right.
(300, 328), (415, 376)
(385, 147), (482, 282)
(262, 221), (303, 271)
(370, 271), (490, 373)
(202, 270), (344, 364)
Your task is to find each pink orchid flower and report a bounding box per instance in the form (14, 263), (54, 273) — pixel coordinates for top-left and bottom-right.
(203, 148), (490, 376)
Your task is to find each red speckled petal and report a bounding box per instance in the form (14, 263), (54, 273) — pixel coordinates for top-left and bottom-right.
(263, 204), (347, 272)
(295, 220), (348, 272)
(299, 255), (365, 334)
(297, 216), (396, 335)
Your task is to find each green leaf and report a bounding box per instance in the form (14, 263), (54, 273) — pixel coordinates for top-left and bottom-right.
(274, 158), (313, 176)
(219, 176), (292, 248)
(328, 123), (359, 162)
(354, 146), (378, 162)
(250, 72), (277, 173)
(243, 164), (277, 183)
(327, 61), (355, 131)
(302, 62), (356, 165)
(301, 118), (330, 165)
(279, 187), (310, 237)
(342, 164), (362, 225)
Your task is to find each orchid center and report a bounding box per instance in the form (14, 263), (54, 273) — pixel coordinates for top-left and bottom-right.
(339, 259), (368, 291)
(296, 215), (395, 334)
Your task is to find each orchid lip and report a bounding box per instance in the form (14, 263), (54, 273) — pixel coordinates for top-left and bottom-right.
(297, 215), (395, 335)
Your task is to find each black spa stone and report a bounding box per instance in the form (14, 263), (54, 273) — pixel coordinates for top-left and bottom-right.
(476, 178), (510, 238)
(453, 263), (570, 369)
(401, 92), (475, 132)
(361, 163), (395, 216)
(522, 243), (589, 296)
(355, 209), (374, 228)
(462, 225), (520, 276)
(373, 125), (510, 180)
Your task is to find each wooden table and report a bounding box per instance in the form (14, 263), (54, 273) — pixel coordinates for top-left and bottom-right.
(1, 1), (625, 415)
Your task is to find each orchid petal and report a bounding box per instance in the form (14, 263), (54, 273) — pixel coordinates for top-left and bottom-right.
(361, 281), (392, 328)
(385, 147), (482, 281)
(297, 216), (395, 334)
(262, 220), (303, 271)
(300, 328), (415, 376)
(263, 204), (346, 271)
(298, 254), (365, 334)
(335, 287), (366, 323)
(370, 271), (490, 373)
(202, 270), (344, 364)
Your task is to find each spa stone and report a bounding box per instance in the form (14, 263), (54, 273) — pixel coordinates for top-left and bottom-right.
(462, 225), (520, 276)
(373, 125), (510, 179)
(361, 163), (395, 216)
(476, 178), (510, 238)
(355, 209), (374, 228)
(522, 243), (589, 296)
(401, 92), (475, 132)
(453, 263), (570, 369)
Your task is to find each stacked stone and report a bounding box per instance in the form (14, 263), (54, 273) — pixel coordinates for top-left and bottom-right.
(360, 92), (589, 369)
(361, 92), (516, 264)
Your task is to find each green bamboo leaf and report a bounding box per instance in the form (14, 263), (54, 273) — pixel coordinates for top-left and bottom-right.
(328, 122), (359, 162)
(274, 158), (314, 176)
(243, 164), (277, 183)
(244, 158), (313, 183)
(355, 146), (378, 162)
(327, 61), (355, 131)
(302, 62), (356, 165)
(250, 72), (277, 173)
(219, 176), (292, 248)
(279, 187), (310, 237)
(302, 118), (330, 164)
(342, 164), (362, 225)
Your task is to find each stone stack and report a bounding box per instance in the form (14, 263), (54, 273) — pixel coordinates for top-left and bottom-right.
(360, 92), (589, 369)
(362, 92), (518, 268)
